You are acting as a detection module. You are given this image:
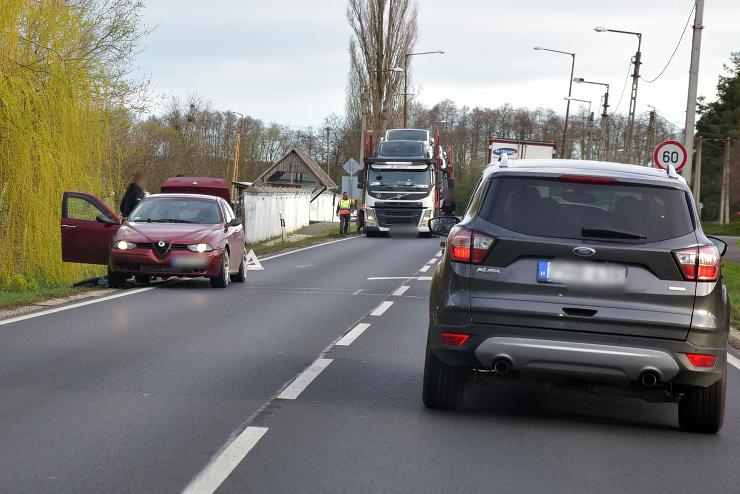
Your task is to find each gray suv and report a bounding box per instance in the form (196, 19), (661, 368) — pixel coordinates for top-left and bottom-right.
(425, 159), (729, 433)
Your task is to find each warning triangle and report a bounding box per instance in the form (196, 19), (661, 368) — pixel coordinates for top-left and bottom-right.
(245, 249), (264, 271)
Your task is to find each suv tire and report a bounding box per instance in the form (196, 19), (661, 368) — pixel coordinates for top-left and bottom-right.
(422, 348), (464, 410)
(678, 371), (725, 433)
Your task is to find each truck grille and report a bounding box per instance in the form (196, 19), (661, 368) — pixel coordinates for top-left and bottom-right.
(375, 207), (423, 227)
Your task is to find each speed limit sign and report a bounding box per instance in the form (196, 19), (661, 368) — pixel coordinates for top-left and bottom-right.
(653, 140), (688, 172)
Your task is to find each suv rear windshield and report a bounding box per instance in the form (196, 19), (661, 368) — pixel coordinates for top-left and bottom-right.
(479, 176), (694, 242)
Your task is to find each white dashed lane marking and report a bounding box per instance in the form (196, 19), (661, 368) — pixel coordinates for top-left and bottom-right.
(370, 301), (394, 316)
(427, 257), (438, 264)
(392, 286), (410, 296)
(728, 352), (740, 370)
(419, 265), (431, 273)
(181, 426), (269, 494)
(335, 323), (371, 346)
(367, 276), (432, 281)
(277, 358), (333, 400)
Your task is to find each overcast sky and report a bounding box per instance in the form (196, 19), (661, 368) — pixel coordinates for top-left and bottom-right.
(133, 0), (739, 128)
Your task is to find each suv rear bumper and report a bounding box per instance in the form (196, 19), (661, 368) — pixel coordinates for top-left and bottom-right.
(429, 323), (727, 389)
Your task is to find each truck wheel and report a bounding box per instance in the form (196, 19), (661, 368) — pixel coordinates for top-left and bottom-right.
(107, 267), (127, 289)
(422, 348), (464, 410)
(210, 251), (230, 288)
(231, 247), (247, 283)
(678, 372), (725, 433)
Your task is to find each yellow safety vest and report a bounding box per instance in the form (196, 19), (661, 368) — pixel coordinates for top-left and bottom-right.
(339, 199), (352, 215)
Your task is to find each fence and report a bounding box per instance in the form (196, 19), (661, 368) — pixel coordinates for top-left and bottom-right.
(242, 187), (311, 243)
(310, 192), (338, 223)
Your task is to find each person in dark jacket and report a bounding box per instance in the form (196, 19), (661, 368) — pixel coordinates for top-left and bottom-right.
(120, 172), (147, 217)
(440, 189), (457, 216)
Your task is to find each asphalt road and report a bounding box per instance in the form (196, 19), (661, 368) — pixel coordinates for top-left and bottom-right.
(2, 235), (740, 493)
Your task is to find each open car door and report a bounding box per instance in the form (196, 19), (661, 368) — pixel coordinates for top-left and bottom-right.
(61, 192), (121, 265)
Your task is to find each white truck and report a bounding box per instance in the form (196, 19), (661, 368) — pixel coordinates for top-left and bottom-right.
(384, 128), (434, 158)
(489, 138), (556, 162)
(360, 129), (449, 237)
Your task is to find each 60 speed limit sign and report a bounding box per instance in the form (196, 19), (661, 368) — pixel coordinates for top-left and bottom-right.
(653, 140), (688, 172)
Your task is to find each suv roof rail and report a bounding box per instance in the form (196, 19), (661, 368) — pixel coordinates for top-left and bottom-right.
(499, 153), (510, 168)
(666, 163), (678, 179)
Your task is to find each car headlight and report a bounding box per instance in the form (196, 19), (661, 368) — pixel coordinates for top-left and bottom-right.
(365, 208), (377, 224)
(419, 208), (432, 226)
(187, 243), (213, 253)
(113, 240), (137, 250)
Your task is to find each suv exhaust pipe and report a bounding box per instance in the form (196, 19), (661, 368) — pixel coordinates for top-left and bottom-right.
(639, 371), (660, 389)
(492, 358), (512, 376)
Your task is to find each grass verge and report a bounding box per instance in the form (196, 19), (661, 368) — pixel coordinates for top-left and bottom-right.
(0, 284), (83, 310)
(722, 261), (740, 328)
(248, 224), (357, 258)
(702, 222), (740, 236)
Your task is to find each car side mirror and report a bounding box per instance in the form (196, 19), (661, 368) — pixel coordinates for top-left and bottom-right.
(228, 218), (242, 227)
(96, 214), (119, 225)
(707, 236), (728, 257)
(428, 216), (459, 237)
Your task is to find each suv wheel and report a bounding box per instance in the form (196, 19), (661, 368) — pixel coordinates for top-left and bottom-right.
(678, 371), (725, 433)
(422, 348), (464, 410)
(210, 251), (230, 289)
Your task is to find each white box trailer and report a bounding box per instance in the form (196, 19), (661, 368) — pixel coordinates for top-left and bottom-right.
(489, 138), (556, 162)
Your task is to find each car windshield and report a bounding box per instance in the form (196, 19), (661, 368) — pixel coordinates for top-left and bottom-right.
(479, 176), (694, 242)
(129, 197), (223, 224)
(377, 141), (425, 157)
(368, 170), (430, 191)
(385, 130), (428, 142)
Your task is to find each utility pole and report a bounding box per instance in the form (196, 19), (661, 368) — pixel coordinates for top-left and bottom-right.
(724, 137), (731, 224)
(325, 126), (331, 179)
(359, 91), (368, 163)
(586, 112), (594, 160)
(693, 136), (703, 208)
(599, 90), (610, 160)
(682, 0), (705, 184)
(625, 36), (642, 160)
(645, 107), (657, 166)
(230, 114), (243, 201)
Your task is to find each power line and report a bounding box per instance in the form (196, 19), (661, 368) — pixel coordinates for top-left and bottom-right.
(642, 2), (695, 84)
(611, 58), (633, 114)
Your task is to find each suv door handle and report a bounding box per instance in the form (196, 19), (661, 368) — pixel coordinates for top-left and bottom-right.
(562, 307), (597, 317)
(61, 224), (76, 229)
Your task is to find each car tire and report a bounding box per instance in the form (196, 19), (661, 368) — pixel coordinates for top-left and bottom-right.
(422, 348), (464, 410)
(210, 251), (230, 289)
(678, 371), (726, 433)
(231, 247), (247, 283)
(107, 266), (127, 289)
(134, 275), (151, 284)
(365, 231), (378, 238)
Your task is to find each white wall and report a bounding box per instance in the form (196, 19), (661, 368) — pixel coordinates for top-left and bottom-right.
(309, 192), (338, 223)
(242, 191), (311, 243)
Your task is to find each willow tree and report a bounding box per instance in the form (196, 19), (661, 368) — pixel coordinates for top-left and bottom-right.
(0, 0), (146, 289)
(346, 0), (417, 141)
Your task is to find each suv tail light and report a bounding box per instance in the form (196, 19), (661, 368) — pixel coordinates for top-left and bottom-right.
(448, 227), (494, 264)
(672, 245), (721, 281)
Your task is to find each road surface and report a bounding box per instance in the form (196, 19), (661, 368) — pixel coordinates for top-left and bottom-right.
(1, 235), (740, 493)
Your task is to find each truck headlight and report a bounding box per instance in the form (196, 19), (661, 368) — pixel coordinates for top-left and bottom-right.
(113, 240), (137, 250)
(187, 243), (213, 253)
(365, 208), (377, 224)
(419, 209), (432, 226)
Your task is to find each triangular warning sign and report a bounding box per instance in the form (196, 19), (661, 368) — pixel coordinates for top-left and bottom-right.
(245, 249), (264, 271)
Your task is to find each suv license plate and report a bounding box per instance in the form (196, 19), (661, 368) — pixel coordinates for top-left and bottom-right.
(537, 260), (626, 287)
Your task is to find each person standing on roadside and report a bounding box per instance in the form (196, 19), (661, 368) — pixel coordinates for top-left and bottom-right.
(120, 172), (147, 217)
(441, 189), (457, 216)
(336, 192), (353, 235)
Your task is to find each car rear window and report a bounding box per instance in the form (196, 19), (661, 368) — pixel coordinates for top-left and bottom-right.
(479, 176), (694, 242)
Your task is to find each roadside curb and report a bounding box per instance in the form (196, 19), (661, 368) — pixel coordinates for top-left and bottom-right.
(729, 326), (740, 352)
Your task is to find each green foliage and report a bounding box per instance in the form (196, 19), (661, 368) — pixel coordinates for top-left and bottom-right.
(702, 221), (740, 236)
(721, 261), (740, 328)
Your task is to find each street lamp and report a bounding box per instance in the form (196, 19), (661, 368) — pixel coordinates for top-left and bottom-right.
(403, 50), (445, 127)
(563, 96), (591, 115)
(564, 97), (594, 160)
(594, 26), (642, 158)
(533, 46), (576, 158)
(574, 78), (611, 160)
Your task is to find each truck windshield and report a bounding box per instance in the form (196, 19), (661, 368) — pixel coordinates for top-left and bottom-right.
(378, 141), (425, 157)
(368, 170), (430, 191)
(129, 197), (223, 224)
(386, 130), (428, 142)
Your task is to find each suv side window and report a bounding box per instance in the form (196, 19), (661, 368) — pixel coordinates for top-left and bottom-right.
(463, 176), (490, 221)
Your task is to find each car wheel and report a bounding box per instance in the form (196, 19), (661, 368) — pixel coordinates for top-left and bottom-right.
(231, 247), (247, 283)
(107, 266), (127, 289)
(210, 251), (230, 289)
(422, 347), (464, 410)
(134, 275), (151, 284)
(366, 231), (378, 238)
(678, 370), (726, 433)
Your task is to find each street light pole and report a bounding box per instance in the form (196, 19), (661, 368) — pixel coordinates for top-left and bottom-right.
(594, 26), (642, 161)
(534, 46), (576, 158)
(564, 97), (592, 159)
(574, 78), (610, 160)
(403, 51), (444, 128)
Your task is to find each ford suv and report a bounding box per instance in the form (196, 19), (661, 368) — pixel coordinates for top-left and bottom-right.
(424, 158), (729, 433)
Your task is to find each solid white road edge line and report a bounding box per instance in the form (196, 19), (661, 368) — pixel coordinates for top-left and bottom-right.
(419, 264), (431, 273)
(393, 286), (410, 296)
(277, 358), (333, 400)
(181, 426), (268, 494)
(335, 323), (371, 346)
(370, 301), (393, 316)
(727, 353), (740, 370)
(0, 287), (156, 327)
(259, 236), (359, 262)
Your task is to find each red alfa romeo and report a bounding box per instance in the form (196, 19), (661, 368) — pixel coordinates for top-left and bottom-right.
(61, 178), (247, 289)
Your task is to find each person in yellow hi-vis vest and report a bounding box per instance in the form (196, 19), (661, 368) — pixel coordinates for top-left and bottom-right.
(336, 192), (354, 235)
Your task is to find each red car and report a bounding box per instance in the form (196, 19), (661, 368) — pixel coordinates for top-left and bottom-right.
(61, 180), (247, 289)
